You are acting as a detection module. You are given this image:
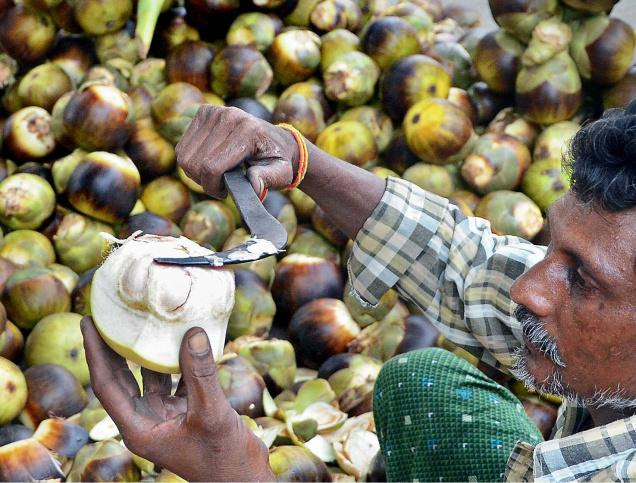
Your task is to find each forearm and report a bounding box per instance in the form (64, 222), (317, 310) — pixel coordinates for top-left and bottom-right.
(298, 141), (386, 240)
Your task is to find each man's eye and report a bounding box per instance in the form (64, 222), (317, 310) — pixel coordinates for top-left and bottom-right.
(567, 267), (586, 292)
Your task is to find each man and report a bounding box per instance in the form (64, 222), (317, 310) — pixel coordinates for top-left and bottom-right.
(81, 100), (636, 481)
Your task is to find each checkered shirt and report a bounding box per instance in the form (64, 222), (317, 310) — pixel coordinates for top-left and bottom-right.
(348, 177), (636, 482)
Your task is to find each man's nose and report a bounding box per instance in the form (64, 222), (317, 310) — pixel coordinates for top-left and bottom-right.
(510, 260), (556, 319)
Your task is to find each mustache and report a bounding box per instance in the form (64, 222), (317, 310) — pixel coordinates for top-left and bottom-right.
(514, 305), (566, 368)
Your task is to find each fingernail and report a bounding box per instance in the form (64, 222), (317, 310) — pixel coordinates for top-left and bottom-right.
(188, 331), (209, 355)
(258, 178), (264, 196)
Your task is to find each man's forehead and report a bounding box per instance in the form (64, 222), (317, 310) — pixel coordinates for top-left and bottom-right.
(549, 193), (636, 282)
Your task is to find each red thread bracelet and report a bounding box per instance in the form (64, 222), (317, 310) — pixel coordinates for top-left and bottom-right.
(277, 123), (309, 191)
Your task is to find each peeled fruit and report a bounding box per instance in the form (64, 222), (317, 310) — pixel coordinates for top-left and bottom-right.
(3, 107), (56, 161)
(228, 270), (276, 340)
(0, 438), (64, 481)
(17, 63), (72, 112)
(25, 312), (89, 385)
(323, 51), (379, 106)
(141, 176), (192, 223)
(316, 121), (377, 167)
(269, 445), (331, 481)
(488, 0), (559, 43)
(461, 133), (531, 194)
(211, 45), (273, 98)
(53, 212), (114, 274)
(570, 16), (635, 86)
(119, 212), (182, 238)
(403, 98), (475, 165)
(0, 229), (56, 268)
(269, 30), (321, 86)
(73, 0), (133, 35)
(2, 267), (71, 330)
(0, 173), (55, 230)
(180, 200), (236, 250)
(0, 5), (57, 65)
(289, 298), (360, 369)
(217, 356), (266, 418)
(124, 118), (176, 182)
(362, 16), (420, 71)
(21, 364), (88, 429)
(475, 191), (543, 240)
(474, 29), (524, 93)
(67, 440), (140, 482)
(67, 151), (141, 224)
(516, 51), (582, 125)
(522, 159), (570, 213)
(166, 40), (214, 91)
(0, 357), (27, 425)
(272, 254), (344, 319)
(533, 121), (580, 163)
(91, 234), (235, 373)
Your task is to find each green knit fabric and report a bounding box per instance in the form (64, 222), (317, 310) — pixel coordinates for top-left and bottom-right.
(373, 348), (543, 482)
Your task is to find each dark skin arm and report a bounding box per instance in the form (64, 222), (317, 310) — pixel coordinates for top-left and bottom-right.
(83, 106), (386, 480)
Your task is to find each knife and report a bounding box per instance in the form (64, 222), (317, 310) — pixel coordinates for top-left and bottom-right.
(153, 166), (288, 266)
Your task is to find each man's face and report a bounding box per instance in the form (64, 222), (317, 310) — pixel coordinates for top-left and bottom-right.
(510, 192), (636, 409)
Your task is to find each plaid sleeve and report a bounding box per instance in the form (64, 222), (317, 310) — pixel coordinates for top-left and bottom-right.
(348, 177), (547, 373)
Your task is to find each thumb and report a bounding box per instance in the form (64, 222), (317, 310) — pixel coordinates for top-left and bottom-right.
(247, 159), (294, 198)
(179, 328), (228, 418)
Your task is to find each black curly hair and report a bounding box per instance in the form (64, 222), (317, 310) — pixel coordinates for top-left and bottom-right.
(566, 100), (636, 212)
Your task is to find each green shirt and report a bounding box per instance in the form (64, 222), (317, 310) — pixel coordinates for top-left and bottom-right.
(348, 177), (636, 481)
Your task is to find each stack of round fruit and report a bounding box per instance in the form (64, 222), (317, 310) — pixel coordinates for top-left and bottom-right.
(0, 0), (633, 480)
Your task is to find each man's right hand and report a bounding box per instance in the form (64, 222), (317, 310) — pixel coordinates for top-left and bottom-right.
(176, 105), (299, 200)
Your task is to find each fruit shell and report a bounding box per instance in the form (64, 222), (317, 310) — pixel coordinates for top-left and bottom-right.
(67, 439), (140, 482)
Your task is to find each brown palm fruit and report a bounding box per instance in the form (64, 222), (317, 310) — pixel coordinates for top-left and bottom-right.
(268, 30), (321, 86)
(166, 40), (215, 91)
(0, 5), (57, 65)
(0, 258), (17, 294)
(403, 98), (476, 165)
(320, 28), (360, 71)
(124, 118), (176, 181)
(382, 131), (420, 175)
(67, 440), (141, 482)
(73, 0), (133, 35)
(21, 364), (88, 429)
(561, 0), (618, 14)
(570, 16), (635, 86)
(226, 13), (277, 53)
(49, 36), (96, 86)
(210, 45), (273, 98)
(288, 227), (339, 264)
(361, 16), (421, 71)
(488, 0), (559, 43)
(273, 92), (326, 143)
(272, 254), (344, 319)
(383, 2), (435, 50)
(217, 356), (266, 418)
(3, 107), (56, 161)
(269, 446), (331, 481)
(474, 29), (525, 93)
(311, 205), (348, 247)
(95, 28), (139, 64)
(63, 83), (134, 151)
(227, 270), (276, 340)
(223, 228), (277, 285)
(323, 51), (379, 106)
(119, 212), (182, 238)
(0, 438), (64, 481)
(289, 298), (360, 369)
(380, 54), (451, 122)
(71, 268), (95, 316)
(151, 82), (204, 145)
(516, 51), (583, 125)
(603, 65), (636, 109)
(461, 133), (532, 194)
(0, 321), (24, 362)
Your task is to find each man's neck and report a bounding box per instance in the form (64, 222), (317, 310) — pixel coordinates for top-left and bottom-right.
(588, 406), (636, 427)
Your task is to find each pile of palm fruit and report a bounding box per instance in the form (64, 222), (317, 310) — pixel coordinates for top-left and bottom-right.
(0, 0), (634, 479)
